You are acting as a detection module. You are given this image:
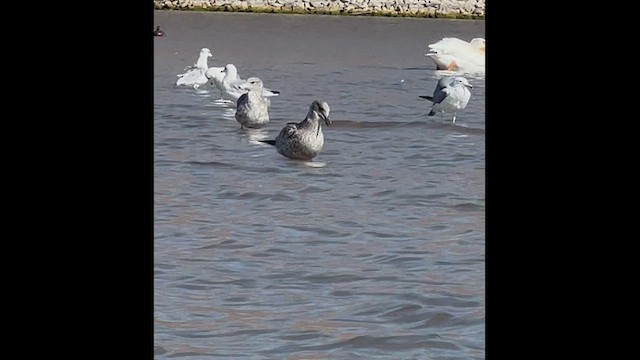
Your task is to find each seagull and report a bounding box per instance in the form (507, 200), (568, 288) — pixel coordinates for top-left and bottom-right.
(204, 66), (226, 99)
(419, 76), (472, 123)
(176, 48), (213, 89)
(235, 77), (271, 129)
(219, 64), (280, 102)
(153, 26), (165, 37)
(425, 37), (485, 74)
(259, 101), (331, 160)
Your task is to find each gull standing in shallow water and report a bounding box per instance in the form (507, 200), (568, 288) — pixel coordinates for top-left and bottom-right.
(235, 77), (271, 129)
(176, 48), (213, 89)
(260, 101), (331, 160)
(204, 66), (226, 99)
(420, 76), (472, 124)
(220, 64), (280, 102)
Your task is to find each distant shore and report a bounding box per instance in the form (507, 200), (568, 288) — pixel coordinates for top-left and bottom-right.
(153, 0), (485, 19)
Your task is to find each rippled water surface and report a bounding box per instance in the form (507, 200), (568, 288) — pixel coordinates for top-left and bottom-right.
(154, 11), (485, 359)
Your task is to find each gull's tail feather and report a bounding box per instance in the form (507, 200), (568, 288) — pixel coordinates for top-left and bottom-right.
(259, 140), (276, 146)
(419, 95), (434, 101)
(263, 88), (280, 97)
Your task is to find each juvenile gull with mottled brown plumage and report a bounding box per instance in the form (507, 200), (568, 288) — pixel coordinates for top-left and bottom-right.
(260, 100), (331, 160)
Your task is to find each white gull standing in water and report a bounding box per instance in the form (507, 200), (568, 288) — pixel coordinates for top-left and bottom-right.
(425, 37), (485, 74)
(259, 101), (331, 160)
(176, 48), (213, 89)
(204, 66), (226, 99)
(420, 76), (472, 124)
(235, 77), (271, 129)
(220, 64), (280, 103)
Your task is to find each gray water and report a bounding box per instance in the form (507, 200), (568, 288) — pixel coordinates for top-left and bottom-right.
(154, 11), (485, 359)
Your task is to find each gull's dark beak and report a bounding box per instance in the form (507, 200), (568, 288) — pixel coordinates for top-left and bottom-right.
(319, 112), (331, 126)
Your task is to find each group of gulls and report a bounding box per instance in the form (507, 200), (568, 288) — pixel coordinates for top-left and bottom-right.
(170, 35), (484, 161)
(174, 47), (331, 160)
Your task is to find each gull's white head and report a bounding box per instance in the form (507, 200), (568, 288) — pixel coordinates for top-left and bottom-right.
(239, 77), (264, 92)
(453, 77), (473, 89)
(222, 64), (238, 77)
(200, 48), (213, 58)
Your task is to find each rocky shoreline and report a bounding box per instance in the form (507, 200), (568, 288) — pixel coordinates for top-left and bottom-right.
(153, 0), (485, 19)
